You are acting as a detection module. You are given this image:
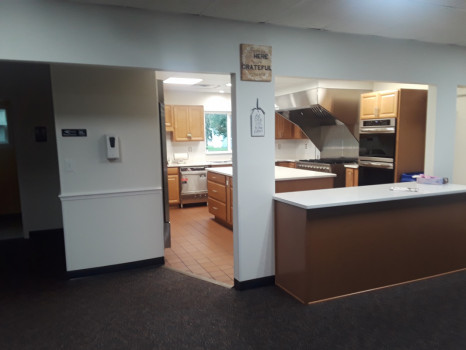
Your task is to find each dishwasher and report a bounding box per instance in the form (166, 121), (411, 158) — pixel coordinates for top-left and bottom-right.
(179, 167), (208, 207)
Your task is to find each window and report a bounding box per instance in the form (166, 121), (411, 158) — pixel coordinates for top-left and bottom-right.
(0, 108), (8, 145)
(205, 112), (232, 153)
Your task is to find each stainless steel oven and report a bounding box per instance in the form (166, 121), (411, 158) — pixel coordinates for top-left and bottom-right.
(180, 167), (208, 207)
(358, 118), (396, 185)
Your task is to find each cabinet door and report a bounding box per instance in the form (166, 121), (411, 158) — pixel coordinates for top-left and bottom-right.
(173, 106), (190, 141)
(167, 174), (180, 204)
(227, 176), (233, 225)
(188, 106), (205, 141)
(378, 90), (399, 118)
(208, 197), (227, 221)
(165, 104), (174, 132)
(360, 92), (378, 119)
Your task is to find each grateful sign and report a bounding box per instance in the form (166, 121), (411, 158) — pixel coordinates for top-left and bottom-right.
(240, 44), (272, 82)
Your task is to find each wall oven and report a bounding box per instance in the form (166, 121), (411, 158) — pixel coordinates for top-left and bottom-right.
(358, 118), (396, 186)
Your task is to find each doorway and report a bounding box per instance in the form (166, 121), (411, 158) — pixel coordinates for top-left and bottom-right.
(158, 71), (234, 286)
(0, 101), (23, 240)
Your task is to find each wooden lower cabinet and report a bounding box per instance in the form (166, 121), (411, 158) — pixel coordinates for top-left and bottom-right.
(345, 167), (359, 187)
(167, 167), (180, 205)
(207, 171), (232, 228)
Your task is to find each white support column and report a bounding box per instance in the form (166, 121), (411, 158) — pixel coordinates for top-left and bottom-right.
(231, 73), (276, 283)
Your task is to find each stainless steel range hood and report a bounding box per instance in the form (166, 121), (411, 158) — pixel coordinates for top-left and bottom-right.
(276, 88), (369, 159)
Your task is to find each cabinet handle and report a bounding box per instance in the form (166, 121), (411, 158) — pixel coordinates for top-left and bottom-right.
(187, 133), (192, 138)
(212, 190), (217, 193)
(212, 206), (218, 210)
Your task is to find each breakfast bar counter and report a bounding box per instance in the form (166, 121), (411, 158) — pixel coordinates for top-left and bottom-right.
(273, 183), (466, 304)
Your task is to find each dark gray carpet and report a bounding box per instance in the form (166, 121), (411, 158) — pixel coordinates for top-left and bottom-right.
(1, 265), (465, 350)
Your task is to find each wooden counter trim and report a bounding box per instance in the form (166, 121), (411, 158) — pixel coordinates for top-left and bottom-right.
(275, 193), (466, 304)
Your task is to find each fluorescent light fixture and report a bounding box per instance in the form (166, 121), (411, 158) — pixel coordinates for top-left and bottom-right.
(163, 77), (202, 85)
(219, 90), (225, 94)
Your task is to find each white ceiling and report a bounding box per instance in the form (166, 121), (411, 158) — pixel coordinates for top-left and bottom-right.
(70, 0), (466, 94)
(70, 0), (466, 47)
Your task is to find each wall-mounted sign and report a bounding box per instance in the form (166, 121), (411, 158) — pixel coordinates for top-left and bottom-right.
(251, 99), (265, 137)
(240, 44), (272, 82)
(62, 129), (87, 137)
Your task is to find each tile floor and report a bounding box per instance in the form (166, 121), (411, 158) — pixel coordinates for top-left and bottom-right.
(164, 204), (234, 286)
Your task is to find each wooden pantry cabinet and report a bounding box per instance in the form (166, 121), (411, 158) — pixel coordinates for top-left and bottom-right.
(167, 167), (180, 205)
(172, 105), (205, 141)
(207, 171), (233, 228)
(359, 88), (428, 182)
(360, 90), (399, 119)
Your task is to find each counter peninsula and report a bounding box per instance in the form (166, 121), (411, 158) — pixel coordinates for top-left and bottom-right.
(206, 166), (336, 227)
(274, 183), (466, 304)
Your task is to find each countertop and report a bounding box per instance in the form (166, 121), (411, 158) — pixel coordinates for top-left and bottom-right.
(168, 161), (232, 167)
(207, 166), (336, 181)
(344, 163), (359, 168)
(273, 182), (466, 209)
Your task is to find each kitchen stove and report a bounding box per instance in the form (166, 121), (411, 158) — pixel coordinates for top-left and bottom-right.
(296, 158), (358, 188)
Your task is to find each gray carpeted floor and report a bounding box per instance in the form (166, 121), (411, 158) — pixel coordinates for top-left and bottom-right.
(1, 265), (465, 350)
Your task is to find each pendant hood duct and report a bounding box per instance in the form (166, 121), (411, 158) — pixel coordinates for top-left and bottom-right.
(275, 88), (369, 159)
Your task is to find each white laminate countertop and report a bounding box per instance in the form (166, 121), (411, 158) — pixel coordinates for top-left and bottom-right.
(168, 161), (232, 168)
(344, 163), (359, 169)
(207, 166), (336, 180)
(273, 182), (466, 209)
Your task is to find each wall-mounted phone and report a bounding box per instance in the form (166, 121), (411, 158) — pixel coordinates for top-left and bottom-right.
(106, 135), (120, 160)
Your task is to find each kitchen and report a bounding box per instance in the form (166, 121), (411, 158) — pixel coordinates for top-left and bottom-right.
(159, 71), (429, 286)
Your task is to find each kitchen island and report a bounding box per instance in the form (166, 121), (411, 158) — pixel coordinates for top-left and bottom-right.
(274, 182), (466, 304)
(207, 166), (335, 228)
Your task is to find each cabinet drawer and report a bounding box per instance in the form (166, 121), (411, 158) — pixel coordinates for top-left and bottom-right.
(208, 180), (227, 202)
(207, 172), (226, 184)
(208, 197), (227, 222)
(167, 167), (179, 175)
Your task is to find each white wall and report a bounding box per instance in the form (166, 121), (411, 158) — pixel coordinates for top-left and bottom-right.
(164, 90), (232, 164)
(2, 0), (466, 281)
(51, 65), (164, 271)
(0, 62), (62, 236)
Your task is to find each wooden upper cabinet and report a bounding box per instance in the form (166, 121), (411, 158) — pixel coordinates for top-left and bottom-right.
(172, 105), (205, 142)
(165, 104), (174, 132)
(378, 90), (399, 118)
(293, 124), (307, 139)
(186, 105), (205, 141)
(360, 92), (378, 119)
(360, 90), (399, 119)
(275, 113), (302, 139)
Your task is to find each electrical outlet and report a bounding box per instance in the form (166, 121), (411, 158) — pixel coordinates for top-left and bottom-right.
(304, 142), (308, 149)
(277, 143), (281, 150)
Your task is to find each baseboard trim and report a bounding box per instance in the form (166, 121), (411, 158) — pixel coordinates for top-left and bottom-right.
(67, 257), (165, 279)
(234, 275), (275, 290)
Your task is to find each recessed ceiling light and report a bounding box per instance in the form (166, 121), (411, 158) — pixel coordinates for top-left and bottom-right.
(226, 83), (232, 87)
(163, 77), (203, 85)
(219, 90), (225, 94)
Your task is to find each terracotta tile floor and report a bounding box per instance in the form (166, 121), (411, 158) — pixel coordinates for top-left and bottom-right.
(164, 204), (234, 286)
